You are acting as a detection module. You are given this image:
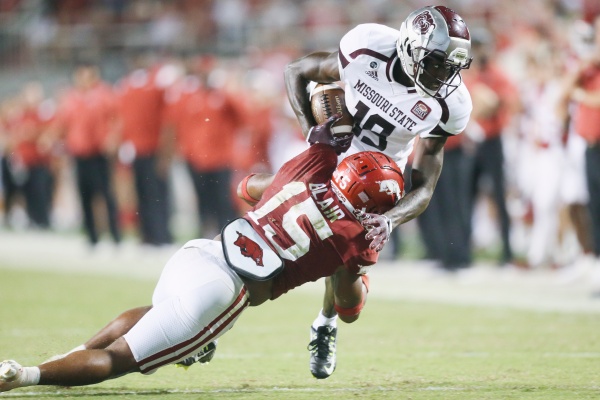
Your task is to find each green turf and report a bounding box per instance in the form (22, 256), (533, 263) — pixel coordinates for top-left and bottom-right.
(0, 267), (599, 399)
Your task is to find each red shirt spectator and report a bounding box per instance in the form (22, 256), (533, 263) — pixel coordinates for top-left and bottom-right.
(573, 64), (600, 144)
(12, 106), (53, 167)
(116, 68), (165, 157)
(164, 76), (244, 171)
(51, 65), (120, 158)
(463, 62), (518, 140)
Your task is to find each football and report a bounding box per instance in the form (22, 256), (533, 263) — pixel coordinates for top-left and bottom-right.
(310, 83), (354, 136)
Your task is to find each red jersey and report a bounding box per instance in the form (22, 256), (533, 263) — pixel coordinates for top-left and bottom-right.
(163, 77), (244, 171)
(574, 65), (600, 143)
(463, 63), (518, 139)
(55, 83), (118, 157)
(233, 96), (273, 171)
(244, 144), (378, 300)
(117, 69), (165, 156)
(12, 105), (53, 167)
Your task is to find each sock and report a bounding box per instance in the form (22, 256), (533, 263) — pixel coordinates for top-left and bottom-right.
(312, 309), (338, 330)
(19, 367), (40, 387)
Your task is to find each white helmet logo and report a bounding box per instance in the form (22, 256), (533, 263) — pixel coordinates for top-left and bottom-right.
(378, 180), (401, 198)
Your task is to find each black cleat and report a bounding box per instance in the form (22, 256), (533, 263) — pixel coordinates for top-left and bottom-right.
(307, 326), (337, 379)
(177, 341), (217, 368)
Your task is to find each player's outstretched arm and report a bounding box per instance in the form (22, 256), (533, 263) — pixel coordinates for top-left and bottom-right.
(284, 51), (340, 136)
(237, 173), (275, 206)
(387, 136), (446, 228)
(359, 137), (445, 252)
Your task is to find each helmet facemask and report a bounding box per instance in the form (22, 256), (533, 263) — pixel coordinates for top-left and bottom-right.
(411, 47), (471, 98)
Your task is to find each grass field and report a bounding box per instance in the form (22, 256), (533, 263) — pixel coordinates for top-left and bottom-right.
(1, 232), (599, 399)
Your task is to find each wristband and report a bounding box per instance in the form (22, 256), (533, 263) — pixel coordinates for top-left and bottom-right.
(240, 173), (260, 204)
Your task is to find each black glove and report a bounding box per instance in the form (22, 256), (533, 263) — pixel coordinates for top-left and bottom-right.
(307, 114), (353, 155)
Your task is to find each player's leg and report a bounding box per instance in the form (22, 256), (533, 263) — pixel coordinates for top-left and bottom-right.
(84, 306), (152, 350)
(569, 204), (594, 255)
(2, 240), (248, 393)
(1, 337), (139, 392)
(308, 271), (368, 379)
(333, 271), (369, 323)
(308, 277), (338, 379)
(123, 241), (249, 375)
(42, 306), (152, 364)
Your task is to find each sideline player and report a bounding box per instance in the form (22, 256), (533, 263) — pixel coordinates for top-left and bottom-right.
(0, 115), (404, 392)
(283, 5), (473, 378)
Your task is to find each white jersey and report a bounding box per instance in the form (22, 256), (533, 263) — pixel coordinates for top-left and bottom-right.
(338, 23), (472, 170)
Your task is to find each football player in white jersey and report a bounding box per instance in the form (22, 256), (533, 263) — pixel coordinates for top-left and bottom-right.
(283, 5), (473, 379)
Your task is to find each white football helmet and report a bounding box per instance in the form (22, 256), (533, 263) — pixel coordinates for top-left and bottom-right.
(397, 5), (472, 99)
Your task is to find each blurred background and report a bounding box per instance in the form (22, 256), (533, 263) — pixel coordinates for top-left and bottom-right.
(1, 0), (600, 286)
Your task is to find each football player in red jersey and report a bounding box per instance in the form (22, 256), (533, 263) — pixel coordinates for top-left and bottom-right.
(283, 5), (473, 378)
(0, 115), (404, 392)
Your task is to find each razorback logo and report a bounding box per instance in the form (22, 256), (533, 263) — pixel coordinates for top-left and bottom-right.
(411, 101), (431, 120)
(412, 10), (435, 35)
(233, 231), (264, 267)
(377, 179), (401, 199)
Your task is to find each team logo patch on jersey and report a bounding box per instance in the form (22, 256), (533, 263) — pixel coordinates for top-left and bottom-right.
(222, 218), (284, 281)
(365, 70), (379, 81)
(411, 101), (431, 120)
(234, 231), (264, 266)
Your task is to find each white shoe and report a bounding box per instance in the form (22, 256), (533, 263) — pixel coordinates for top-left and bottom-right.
(555, 254), (596, 285)
(590, 262), (600, 297)
(0, 360), (23, 392)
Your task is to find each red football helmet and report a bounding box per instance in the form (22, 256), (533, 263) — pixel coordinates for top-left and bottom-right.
(331, 151), (404, 215)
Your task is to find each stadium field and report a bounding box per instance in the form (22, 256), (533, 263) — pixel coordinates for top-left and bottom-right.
(0, 232), (599, 399)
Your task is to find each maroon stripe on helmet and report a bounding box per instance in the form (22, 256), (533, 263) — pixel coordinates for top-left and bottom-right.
(433, 6), (470, 40)
(434, 97), (450, 124)
(338, 47), (349, 68)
